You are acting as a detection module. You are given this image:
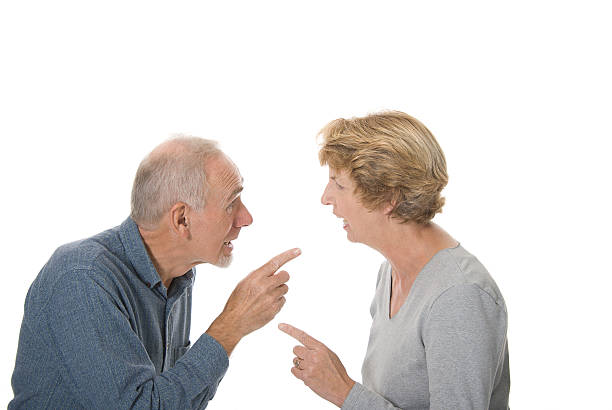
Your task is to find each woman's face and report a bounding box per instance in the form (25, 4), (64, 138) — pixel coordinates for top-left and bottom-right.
(321, 168), (384, 245)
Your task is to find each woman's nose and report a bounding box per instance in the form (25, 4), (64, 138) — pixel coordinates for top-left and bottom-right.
(321, 184), (332, 206)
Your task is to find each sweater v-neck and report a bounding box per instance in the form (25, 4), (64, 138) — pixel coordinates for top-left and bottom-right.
(386, 243), (460, 320)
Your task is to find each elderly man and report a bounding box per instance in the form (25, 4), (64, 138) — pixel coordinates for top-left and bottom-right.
(9, 136), (300, 409)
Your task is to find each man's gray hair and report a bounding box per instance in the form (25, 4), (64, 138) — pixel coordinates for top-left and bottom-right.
(130, 135), (221, 229)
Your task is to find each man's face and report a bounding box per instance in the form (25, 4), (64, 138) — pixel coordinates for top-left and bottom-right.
(187, 153), (253, 267)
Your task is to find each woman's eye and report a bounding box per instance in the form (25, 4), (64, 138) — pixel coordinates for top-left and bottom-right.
(335, 182), (344, 190)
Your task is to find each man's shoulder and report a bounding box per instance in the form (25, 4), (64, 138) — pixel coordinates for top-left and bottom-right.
(26, 225), (130, 311)
(49, 225), (125, 273)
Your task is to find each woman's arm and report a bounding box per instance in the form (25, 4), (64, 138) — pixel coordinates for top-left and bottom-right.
(278, 323), (409, 409)
(278, 323), (356, 407)
(423, 283), (508, 409)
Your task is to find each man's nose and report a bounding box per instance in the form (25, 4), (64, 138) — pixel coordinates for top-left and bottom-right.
(235, 202), (253, 228)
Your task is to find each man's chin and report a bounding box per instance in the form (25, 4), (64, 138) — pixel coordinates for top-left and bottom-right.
(213, 254), (233, 268)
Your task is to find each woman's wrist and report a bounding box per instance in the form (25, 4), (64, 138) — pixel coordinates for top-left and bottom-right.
(332, 378), (356, 408)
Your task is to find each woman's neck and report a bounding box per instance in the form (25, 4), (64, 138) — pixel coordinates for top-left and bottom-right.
(377, 222), (458, 285)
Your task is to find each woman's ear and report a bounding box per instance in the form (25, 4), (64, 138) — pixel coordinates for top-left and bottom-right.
(383, 201), (395, 216)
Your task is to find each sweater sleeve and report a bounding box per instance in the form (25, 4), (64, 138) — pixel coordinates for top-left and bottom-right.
(342, 382), (403, 410)
(422, 284), (508, 410)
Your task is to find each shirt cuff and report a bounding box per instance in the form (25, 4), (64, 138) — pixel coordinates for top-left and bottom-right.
(342, 382), (366, 409)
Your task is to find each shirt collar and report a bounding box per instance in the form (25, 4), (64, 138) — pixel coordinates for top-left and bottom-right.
(119, 217), (163, 289)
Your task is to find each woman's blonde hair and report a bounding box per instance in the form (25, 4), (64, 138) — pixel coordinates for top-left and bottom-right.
(318, 110), (448, 224)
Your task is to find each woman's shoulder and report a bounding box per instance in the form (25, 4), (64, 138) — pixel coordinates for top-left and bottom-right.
(375, 260), (391, 288)
(424, 244), (506, 311)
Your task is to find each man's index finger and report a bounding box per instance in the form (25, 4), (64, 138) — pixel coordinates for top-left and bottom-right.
(262, 248), (301, 275)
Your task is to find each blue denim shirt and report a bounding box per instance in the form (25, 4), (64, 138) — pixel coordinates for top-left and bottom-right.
(10, 217), (229, 409)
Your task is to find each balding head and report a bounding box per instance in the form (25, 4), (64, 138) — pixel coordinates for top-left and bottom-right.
(130, 135), (222, 230)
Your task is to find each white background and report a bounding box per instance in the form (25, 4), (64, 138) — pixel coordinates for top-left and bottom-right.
(1, 1), (611, 409)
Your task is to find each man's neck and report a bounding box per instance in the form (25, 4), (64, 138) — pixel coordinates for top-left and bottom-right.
(138, 226), (193, 289)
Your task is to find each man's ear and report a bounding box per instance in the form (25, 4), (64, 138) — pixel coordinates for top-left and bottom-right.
(169, 202), (189, 236)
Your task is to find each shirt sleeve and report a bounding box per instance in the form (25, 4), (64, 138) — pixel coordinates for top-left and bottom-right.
(41, 269), (229, 410)
(423, 284), (508, 410)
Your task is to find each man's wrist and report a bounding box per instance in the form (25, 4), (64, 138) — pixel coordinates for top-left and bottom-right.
(205, 312), (243, 357)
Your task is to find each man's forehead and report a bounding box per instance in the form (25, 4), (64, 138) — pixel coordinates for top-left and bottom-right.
(206, 154), (243, 198)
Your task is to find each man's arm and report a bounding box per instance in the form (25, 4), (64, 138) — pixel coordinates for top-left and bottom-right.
(41, 269), (228, 410)
(35, 248), (299, 409)
(206, 248), (301, 356)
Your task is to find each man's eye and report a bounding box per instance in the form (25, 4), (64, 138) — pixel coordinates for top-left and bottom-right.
(335, 182), (344, 190)
(226, 199), (238, 212)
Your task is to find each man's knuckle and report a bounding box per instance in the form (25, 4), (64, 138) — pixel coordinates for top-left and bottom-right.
(247, 287), (257, 298)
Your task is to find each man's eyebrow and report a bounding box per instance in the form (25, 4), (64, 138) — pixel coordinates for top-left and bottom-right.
(226, 186), (244, 203)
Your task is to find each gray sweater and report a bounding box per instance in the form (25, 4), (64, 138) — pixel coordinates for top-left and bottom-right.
(342, 245), (510, 410)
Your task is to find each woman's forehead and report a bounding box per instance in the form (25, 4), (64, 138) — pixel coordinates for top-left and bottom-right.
(329, 167), (351, 181)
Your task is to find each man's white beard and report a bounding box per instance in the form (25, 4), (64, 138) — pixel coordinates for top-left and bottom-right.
(214, 254), (233, 268)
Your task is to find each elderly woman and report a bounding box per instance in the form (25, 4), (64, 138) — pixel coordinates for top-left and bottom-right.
(279, 111), (510, 409)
